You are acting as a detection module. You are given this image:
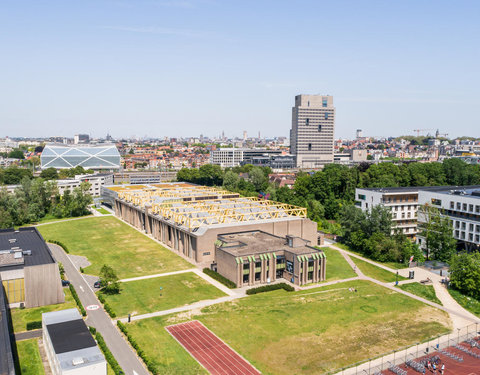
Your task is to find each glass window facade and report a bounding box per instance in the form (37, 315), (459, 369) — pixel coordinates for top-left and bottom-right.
(41, 144), (120, 169)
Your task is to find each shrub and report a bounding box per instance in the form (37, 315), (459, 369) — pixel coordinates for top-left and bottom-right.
(95, 331), (124, 375)
(26, 321), (42, 330)
(117, 321), (159, 374)
(246, 283), (294, 295)
(48, 239), (69, 253)
(69, 284), (86, 316)
(103, 302), (116, 318)
(89, 326), (96, 335)
(80, 267), (84, 273)
(98, 293), (106, 303)
(203, 268), (236, 289)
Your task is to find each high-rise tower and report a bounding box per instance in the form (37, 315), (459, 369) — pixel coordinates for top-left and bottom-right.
(290, 94), (335, 168)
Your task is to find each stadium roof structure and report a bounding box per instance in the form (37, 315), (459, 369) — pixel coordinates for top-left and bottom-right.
(110, 183), (307, 231)
(41, 144), (120, 170)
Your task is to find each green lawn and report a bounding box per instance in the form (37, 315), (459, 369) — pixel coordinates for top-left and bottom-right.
(19, 213), (93, 227)
(397, 282), (442, 305)
(320, 247), (357, 282)
(351, 257), (407, 283)
(10, 288), (76, 333)
(127, 280), (450, 374)
(448, 288), (480, 317)
(15, 339), (45, 375)
(100, 272), (226, 317)
(333, 243), (406, 269)
(94, 207), (111, 215)
(38, 216), (191, 278)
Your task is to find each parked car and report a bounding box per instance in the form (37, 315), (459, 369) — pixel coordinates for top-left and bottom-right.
(94, 280), (101, 288)
(61, 280), (71, 286)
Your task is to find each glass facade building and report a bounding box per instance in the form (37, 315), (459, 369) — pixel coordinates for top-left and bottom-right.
(41, 144), (121, 170)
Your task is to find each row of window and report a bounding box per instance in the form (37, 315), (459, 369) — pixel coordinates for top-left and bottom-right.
(454, 221), (480, 232)
(454, 231), (480, 243)
(450, 201), (480, 213)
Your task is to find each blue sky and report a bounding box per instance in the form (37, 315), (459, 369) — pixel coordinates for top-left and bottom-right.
(1, 0), (479, 139)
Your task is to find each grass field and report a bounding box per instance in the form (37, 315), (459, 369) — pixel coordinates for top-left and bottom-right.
(333, 243), (406, 269)
(351, 257), (407, 283)
(127, 280), (450, 374)
(10, 288), (76, 333)
(38, 216), (191, 278)
(94, 207), (111, 215)
(321, 247), (357, 282)
(448, 288), (480, 317)
(15, 339), (45, 375)
(397, 282), (442, 305)
(100, 272), (226, 317)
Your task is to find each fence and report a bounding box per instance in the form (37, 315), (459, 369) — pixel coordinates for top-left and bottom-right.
(330, 323), (480, 375)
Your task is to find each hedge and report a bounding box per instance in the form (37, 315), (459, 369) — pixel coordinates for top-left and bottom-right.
(203, 268), (236, 289)
(69, 284), (87, 316)
(26, 321), (42, 330)
(95, 331), (124, 375)
(246, 283), (295, 295)
(117, 321), (159, 374)
(97, 293), (116, 318)
(48, 239), (69, 253)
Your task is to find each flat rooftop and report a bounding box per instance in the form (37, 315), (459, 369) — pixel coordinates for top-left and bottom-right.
(358, 185), (480, 194)
(0, 227), (55, 271)
(217, 231), (319, 257)
(107, 183), (307, 230)
(425, 187), (480, 199)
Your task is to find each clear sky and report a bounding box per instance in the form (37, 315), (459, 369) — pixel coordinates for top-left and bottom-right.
(1, 0), (479, 140)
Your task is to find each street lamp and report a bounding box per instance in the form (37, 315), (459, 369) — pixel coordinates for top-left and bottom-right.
(457, 328), (461, 343)
(160, 286), (163, 296)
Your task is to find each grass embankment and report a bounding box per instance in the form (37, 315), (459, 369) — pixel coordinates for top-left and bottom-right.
(10, 288), (76, 333)
(100, 272), (226, 318)
(127, 280), (450, 374)
(351, 257), (407, 283)
(94, 207), (111, 215)
(448, 288), (480, 317)
(15, 339), (45, 375)
(334, 242), (406, 269)
(321, 247), (357, 281)
(38, 216), (191, 278)
(397, 282), (442, 305)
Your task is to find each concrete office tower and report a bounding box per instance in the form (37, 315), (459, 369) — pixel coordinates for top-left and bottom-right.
(356, 129), (363, 139)
(290, 94), (335, 168)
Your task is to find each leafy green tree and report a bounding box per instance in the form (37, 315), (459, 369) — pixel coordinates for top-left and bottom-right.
(418, 205), (457, 261)
(0, 166), (33, 184)
(99, 265), (121, 294)
(223, 170), (240, 191)
(8, 149), (25, 159)
(40, 167), (59, 180)
(449, 252), (480, 299)
(249, 167), (268, 191)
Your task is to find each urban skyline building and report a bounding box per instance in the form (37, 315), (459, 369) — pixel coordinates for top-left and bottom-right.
(290, 94), (335, 168)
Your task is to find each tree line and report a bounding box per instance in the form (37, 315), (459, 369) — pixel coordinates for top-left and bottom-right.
(0, 177), (92, 228)
(0, 165), (94, 185)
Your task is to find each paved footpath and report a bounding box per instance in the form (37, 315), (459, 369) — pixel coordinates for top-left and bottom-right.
(49, 244), (149, 375)
(15, 329), (42, 341)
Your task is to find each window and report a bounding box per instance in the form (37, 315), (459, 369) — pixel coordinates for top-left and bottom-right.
(306, 118), (309, 125)
(308, 143), (312, 151)
(318, 125), (322, 132)
(203, 252), (210, 256)
(470, 223), (474, 231)
(476, 205), (480, 213)
(455, 230), (459, 238)
(476, 235), (480, 243)
(322, 98), (328, 107)
(461, 222), (466, 230)
(470, 204), (474, 212)
(469, 233), (473, 241)
(308, 101), (310, 107)
(457, 202), (461, 210)
(324, 113), (329, 120)
(431, 198), (441, 206)
(476, 225), (480, 233)
(463, 203), (467, 211)
(358, 194), (366, 200)
(450, 201), (455, 209)
(455, 221), (460, 229)
(243, 274), (249, 283)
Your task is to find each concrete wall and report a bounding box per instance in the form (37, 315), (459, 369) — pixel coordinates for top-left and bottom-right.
(24, 263), (64, 308)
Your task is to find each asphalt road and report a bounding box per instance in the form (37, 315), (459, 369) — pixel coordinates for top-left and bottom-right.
(49, 244), (148, 375)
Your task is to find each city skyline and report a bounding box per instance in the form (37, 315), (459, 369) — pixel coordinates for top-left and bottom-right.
(1, 1), (480, 139)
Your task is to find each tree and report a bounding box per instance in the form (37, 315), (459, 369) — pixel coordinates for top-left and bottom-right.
(8, 149), (25, 159)
(418, 205), (457, 261)
(223, 170), (240, 191)
(40, 167), (59, 180)
(449, 252), (480, 299)
(249, 167), (268, 191)
(99, 265), (121, 294)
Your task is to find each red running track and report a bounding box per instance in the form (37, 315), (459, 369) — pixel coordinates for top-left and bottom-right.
(166, 320), (261, 375)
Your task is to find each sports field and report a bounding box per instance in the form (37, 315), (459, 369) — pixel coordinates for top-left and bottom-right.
(100, 272), (226, 317)
(126, 280), (450, 374)
(38, 216), (191, 278)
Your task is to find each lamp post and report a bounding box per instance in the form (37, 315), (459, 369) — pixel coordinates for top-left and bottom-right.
(457, 328), (461, 344)
(396, 271), (399, 286)
(160, 286), (163, 297)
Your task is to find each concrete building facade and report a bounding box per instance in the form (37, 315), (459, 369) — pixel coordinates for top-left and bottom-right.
(290, 94), (335, 168)
(215, 231), (326, 287)
(210, 148), (282, 168)
(104, 183), (318, 264)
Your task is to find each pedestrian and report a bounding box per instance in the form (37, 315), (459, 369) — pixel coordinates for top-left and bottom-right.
(427, 360), (431, 371)
(432, 363), (436, 374)
(441, 364), (444, 375)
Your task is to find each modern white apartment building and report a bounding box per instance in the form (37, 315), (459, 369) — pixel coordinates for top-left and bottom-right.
(355, 187), (420, 237)
(417, 187), (480, 251)
(210, 148), (282, 168)
(290, 94), (335, 168)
